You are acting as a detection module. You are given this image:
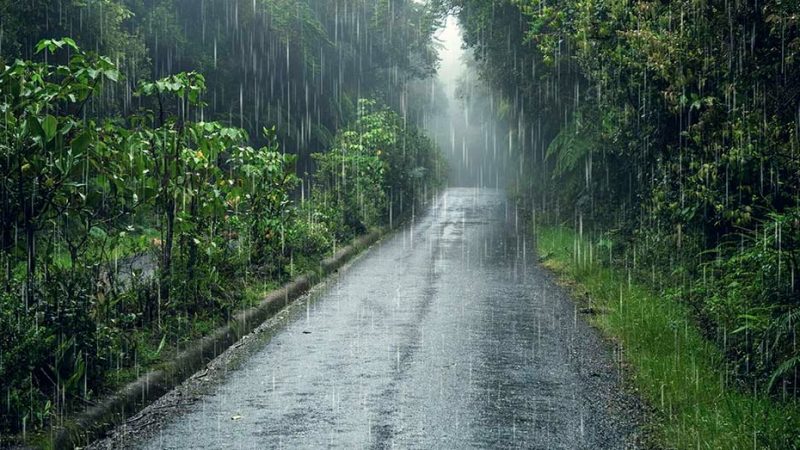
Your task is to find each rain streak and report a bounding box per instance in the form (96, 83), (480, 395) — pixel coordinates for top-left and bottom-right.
(1, 1), (798, 449)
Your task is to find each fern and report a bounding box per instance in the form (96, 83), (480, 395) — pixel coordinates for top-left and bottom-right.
(768, 355), (800, 392)
(765, 306), (800, 391)
(770, 307), (800, 351)
(546, 119), (594, 177)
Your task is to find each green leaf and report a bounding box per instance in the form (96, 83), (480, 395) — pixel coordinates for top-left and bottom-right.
(61, 37), (79, 51)
(103, 69), (119, 83)
(26, 117), (46, 142)
(42, 115), (58, 142)
(155, 334), (167, 356)
(35, 40), (49, 54)
(71, 131), (92, 154)
(768, 355), (800, 392)
(34, 39), (57, 54)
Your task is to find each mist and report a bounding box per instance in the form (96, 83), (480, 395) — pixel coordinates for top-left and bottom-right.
(422, 16), (514, 188)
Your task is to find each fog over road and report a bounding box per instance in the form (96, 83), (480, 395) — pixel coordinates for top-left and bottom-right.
(99, 188), (640, 449)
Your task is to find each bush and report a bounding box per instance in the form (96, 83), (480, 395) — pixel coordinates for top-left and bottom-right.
(690, 210), (800, 390)
(286, 216), (333, 260)
(0, 290), (53, 434)
(311, 99), (445, 236)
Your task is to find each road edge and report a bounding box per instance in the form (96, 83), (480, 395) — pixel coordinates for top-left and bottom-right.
(51, 228), (385, 449)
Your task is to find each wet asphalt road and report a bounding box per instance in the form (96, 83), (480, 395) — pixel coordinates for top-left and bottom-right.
(122, 188), (639, 449)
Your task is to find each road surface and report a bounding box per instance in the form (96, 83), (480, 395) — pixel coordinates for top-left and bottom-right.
(94, 188), (641, 449)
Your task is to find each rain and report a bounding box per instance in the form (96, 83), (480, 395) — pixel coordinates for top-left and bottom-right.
(0, 0), (798, 449)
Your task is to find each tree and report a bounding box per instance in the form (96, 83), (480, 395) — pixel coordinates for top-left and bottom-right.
(0, 38), (121, 304)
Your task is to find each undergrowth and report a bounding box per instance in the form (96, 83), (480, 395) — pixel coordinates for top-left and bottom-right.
(536, 225), (800, 449)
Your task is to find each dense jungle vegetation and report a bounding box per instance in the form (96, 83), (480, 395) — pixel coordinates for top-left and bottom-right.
(0, 0), (445, 439)
(449, 0), (800, 446)
(4, 0), (800, 446)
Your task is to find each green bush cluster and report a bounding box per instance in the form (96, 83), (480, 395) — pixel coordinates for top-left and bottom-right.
(312, 99), (446, 240)
(688, 209), (800, 391)
(0, 41), (444, 437)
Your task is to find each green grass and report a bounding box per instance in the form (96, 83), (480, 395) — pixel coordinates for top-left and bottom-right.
(536, 225), (800, 449)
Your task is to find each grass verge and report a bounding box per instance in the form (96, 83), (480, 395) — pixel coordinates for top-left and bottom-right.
(536, 225), (800, 449)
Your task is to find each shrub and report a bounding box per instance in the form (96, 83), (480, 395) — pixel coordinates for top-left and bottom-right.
(690, 210), (800, 390)
(311, 99), (445, 236)
(0, 290), (53, 433)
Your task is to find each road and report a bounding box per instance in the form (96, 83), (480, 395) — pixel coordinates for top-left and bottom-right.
(95, 188), (641, 449)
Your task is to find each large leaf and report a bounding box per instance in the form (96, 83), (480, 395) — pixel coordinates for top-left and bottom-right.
(26, 116), (46, 142)
(71, 131), (92, 154)
(103, 69), (119, 82)
(42, 115), (57, 142)
(768, 355), (800, 392)
(89, 226), (108, 240)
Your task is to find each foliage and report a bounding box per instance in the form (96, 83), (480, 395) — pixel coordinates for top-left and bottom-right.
(0, 35), (444, 439)
(312, 99), (445, 239)
(452, 0), (800, 396)
(0, 38), (125, 304)
(537, 225), (800, 448)
(689, 209), (800, 391)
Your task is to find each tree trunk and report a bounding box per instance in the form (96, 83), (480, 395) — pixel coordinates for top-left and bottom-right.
(24, 216), (35, 310)
(160, 197), (174, 311)
(187, 196), (198, 303)
(1, 193), (12, 292)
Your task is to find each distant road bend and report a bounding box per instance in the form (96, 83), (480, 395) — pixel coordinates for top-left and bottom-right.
(94, 188), (641, 449)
